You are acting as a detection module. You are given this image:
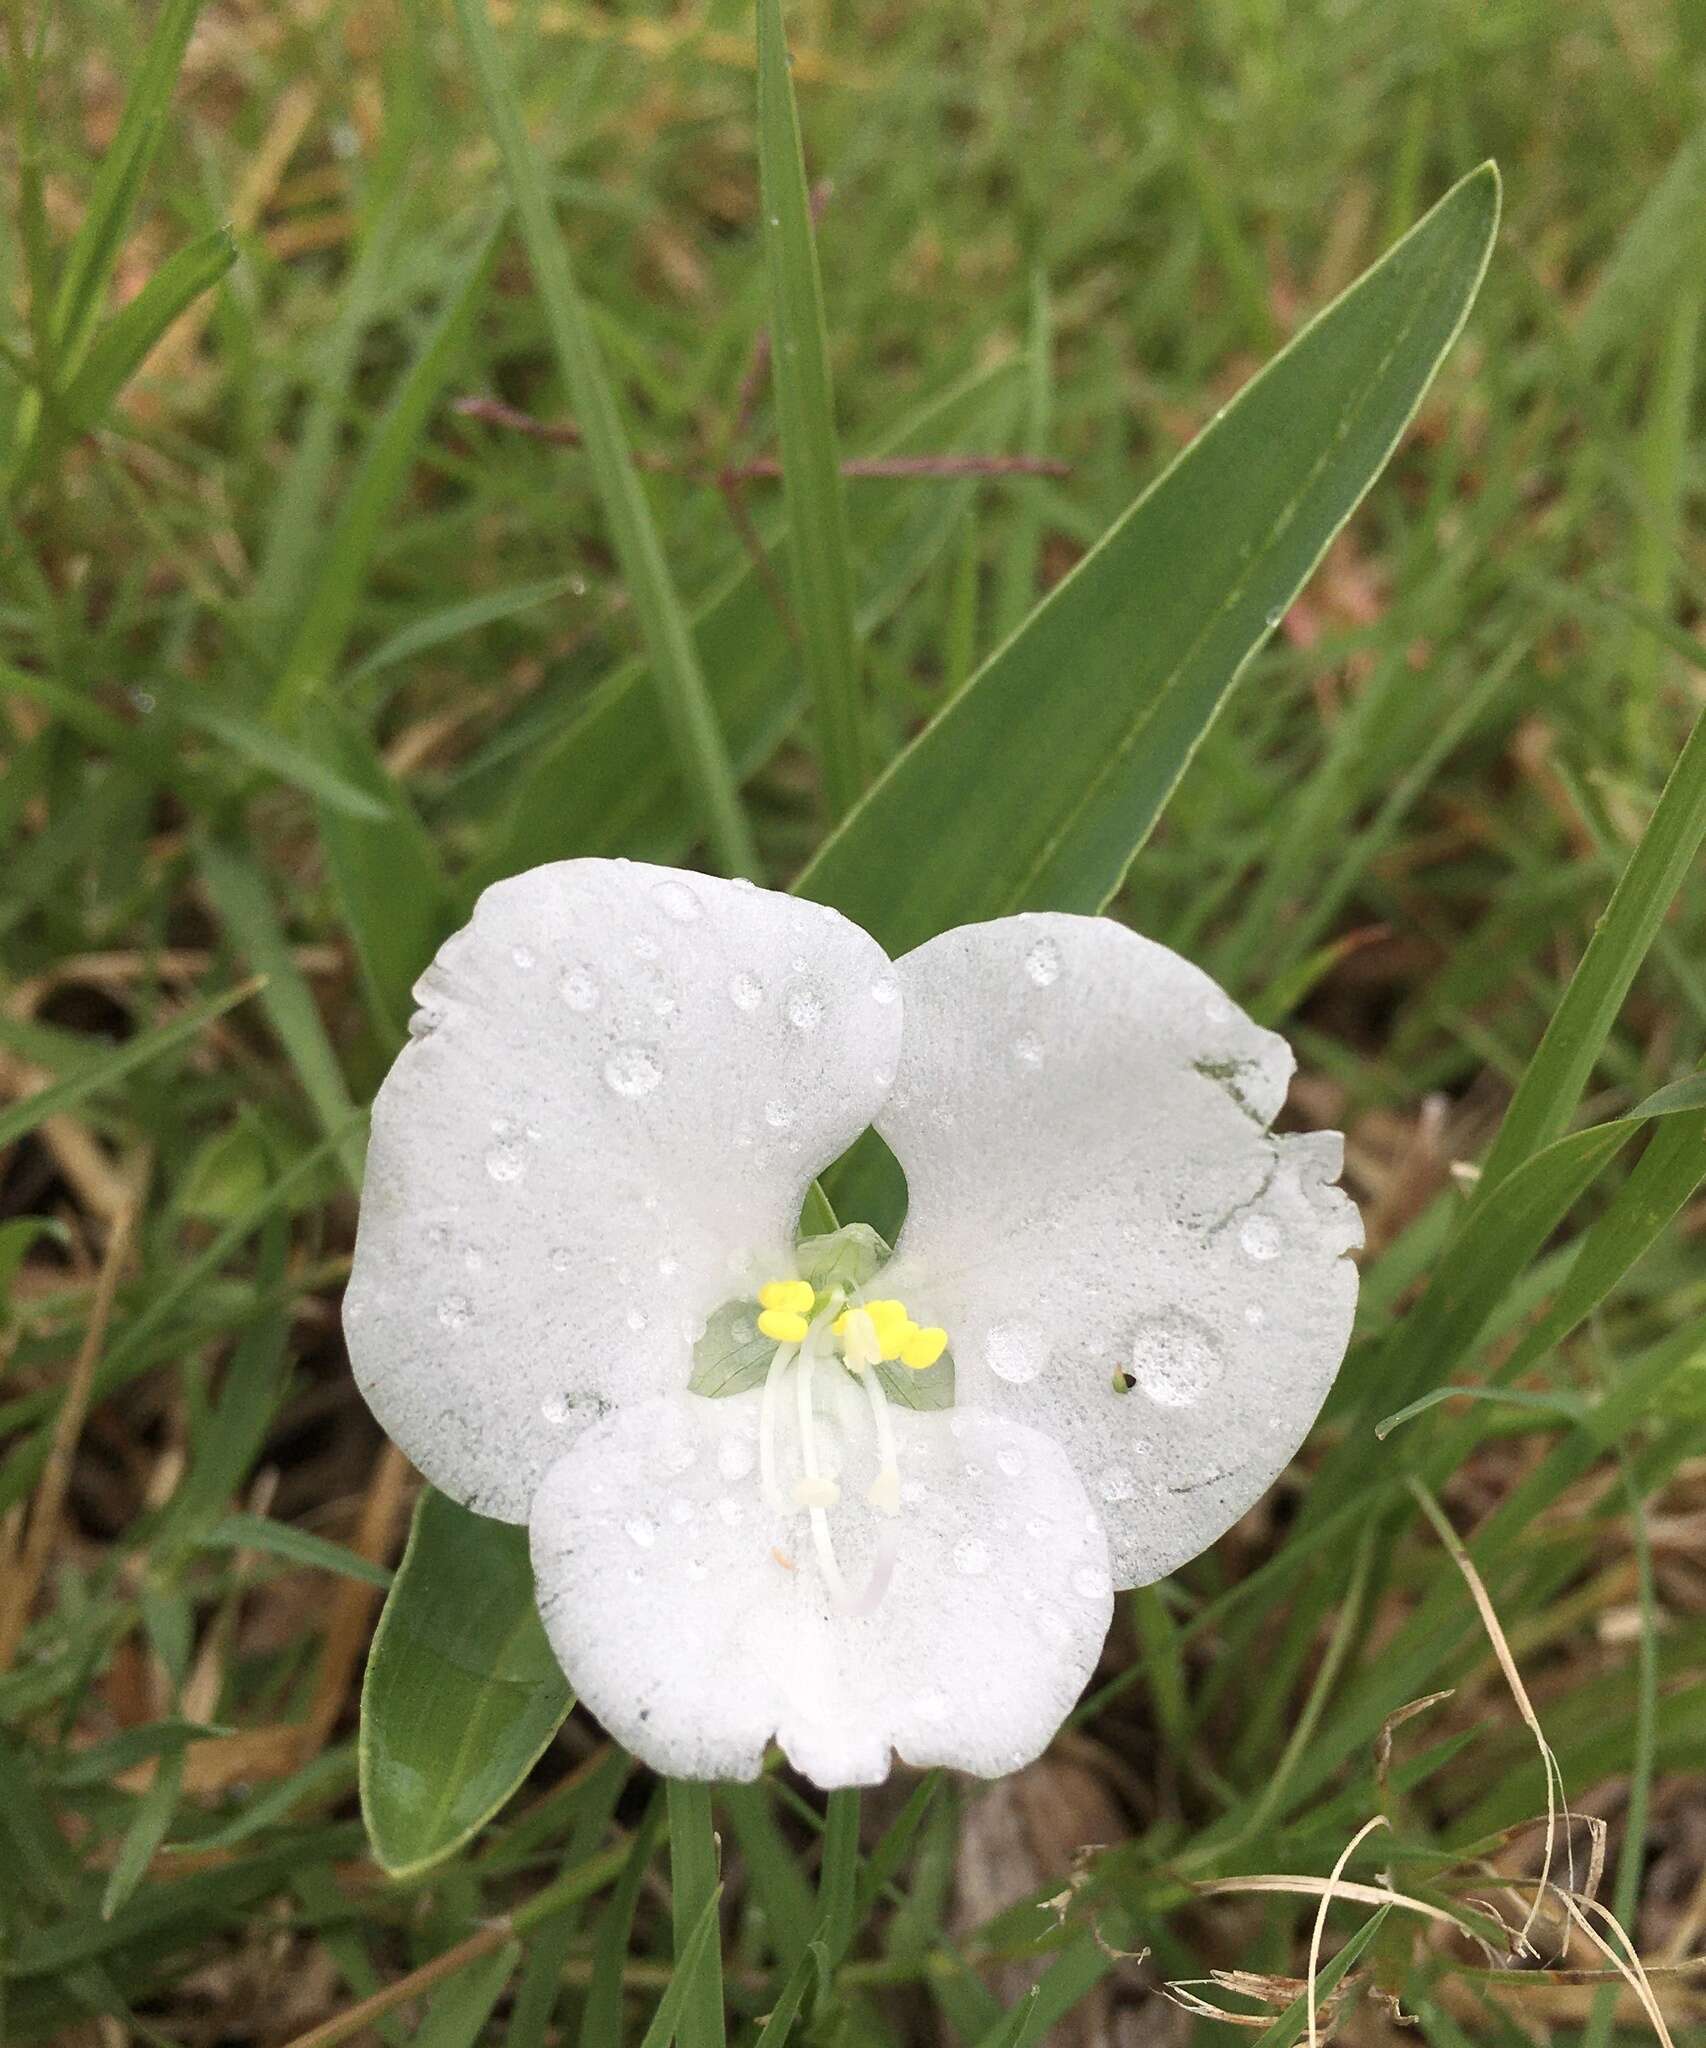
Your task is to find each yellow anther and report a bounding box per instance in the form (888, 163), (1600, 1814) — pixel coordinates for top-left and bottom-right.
(866, 1299), (916, 1361)
(757, 1307), (809, 1344)
(900, 1325), (948, 1371)
(759, 1279), (815, 1315)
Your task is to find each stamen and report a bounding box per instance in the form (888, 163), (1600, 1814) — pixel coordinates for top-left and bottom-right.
(758, 1341), (795, 1515)
(860, 1363), (901, 1515)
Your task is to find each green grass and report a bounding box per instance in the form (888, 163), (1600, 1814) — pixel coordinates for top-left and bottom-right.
(2, 1), (1704, 2043)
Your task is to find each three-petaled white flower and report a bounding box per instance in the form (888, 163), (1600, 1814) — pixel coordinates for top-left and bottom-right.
(345, 859), (1360, 1788)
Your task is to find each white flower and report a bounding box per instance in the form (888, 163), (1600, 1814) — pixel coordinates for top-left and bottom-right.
(344, 859), (1360, 1788)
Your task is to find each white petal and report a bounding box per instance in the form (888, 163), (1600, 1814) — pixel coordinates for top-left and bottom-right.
(877, 914), (1360, 1590)
(528, 1387), (1112, 1787)
(344, 861), (901, 1521)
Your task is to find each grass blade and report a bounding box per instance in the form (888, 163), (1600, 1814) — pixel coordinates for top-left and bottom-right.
(451, 0), (758, 879)
(756, 0), (865, 817)
(666, 1780), (726, 2048)
(1476, 704), (1706, 1196)
(58, 227), (237, 435)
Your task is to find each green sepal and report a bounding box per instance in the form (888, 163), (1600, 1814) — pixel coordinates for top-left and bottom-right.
(874, 1353), (955, 1412)
(794, 1222), (891, 1295)
(687, 1301), (774, 1399)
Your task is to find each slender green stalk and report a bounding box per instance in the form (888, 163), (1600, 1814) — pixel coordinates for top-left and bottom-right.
(666, 1780), (726, 2048)
(452, 0), (759, 878)
(1476, 701), (1706, 1197)
(756, 0), (866, 819)
(818, 1786), (860, 1967)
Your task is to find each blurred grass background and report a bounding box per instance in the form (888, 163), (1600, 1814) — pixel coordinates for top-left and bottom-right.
(2, 0), (1704, 2041)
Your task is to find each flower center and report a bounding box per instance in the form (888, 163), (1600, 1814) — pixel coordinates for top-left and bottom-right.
(750, 1276), (948, 1617)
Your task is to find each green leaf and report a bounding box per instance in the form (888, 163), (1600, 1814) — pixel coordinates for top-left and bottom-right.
(689, 1300), (775, 1399)
(756, 0), (865, 817)
(58, 228), (237, 435)
(0, 978), (258, 1152)
(269, 224), (500, 722)
(173, 699), (392, 820)
(358, 1488), (570, 1878)
(451, 0), (757, 879)
(664, 1783), (725, 2048)
(414, 1941), (522, 2048)
(796, 164), (1501, 956)
(346, 575), (581, 693)
(200, 1514), (394, 1588)
(1476, 705), (1706, 1197)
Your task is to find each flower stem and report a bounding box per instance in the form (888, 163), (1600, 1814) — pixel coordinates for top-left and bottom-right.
(819, 1787), (861, 1969)
(665, 1779), (726, 2048)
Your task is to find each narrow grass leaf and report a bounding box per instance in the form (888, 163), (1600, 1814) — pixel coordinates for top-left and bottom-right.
(58, 228), (237, 435)
(757, 0), (864, 816)
(666, 1779), (727, 2048)
(641, 1883), (726, 2048)
(797, 165), (1500, 954)
(452, 0), (758, 878)
(174, 701), (391, 820)
(201, 1514), (394, 1588)
(1477, 705), (1706, 1196)
(358, 1489), (571, 1878)
(0, 979), (258, 1151)
(413, 1941), (523, 2048)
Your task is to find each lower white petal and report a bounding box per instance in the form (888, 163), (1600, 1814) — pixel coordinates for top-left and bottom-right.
(528, 1389), (1112, 1788)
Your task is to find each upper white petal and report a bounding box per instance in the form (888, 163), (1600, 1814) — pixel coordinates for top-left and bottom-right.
(528, 1387), (1112, 1788)
(343, 861), (901, 1521)
(877, 913), (1360, 1589)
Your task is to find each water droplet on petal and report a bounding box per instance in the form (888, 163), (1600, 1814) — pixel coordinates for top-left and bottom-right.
(1240, 1214), (1282, 1261)
(996, 1445), (1026, 1478)
(605, 1045), (662, 1098)
(653, 878), (701, 922)
(625, 1307), (649, 1334)
(1023, 937), (1061, 986)
(729, 972), (764, 1011)
(870, 974), (899, 1006)
(1098, 1464), (1139, 1503)
(1245, 1303), (1266, 1327)
(625, 1517), (656, 1549)
(550, 1247), (573, 1275)
(631, 934), (660, 961)
(764, 1098), (793, 1131)
(658, 1253), (681, 1278)
(1204, 994), (1233, 1025)
(1072, 1564), (1110, 1600)
(437, 1294), (471, 1331)
(486, 1145), (526, 1183)
(785, 983), (824, 1032)
(560, 970), (598, 1011)
(717, 1437), (756, 1482)
(1012, 1031), (1044, 1068)
(954, 1537), (990, 1576)
(542, 1394), (572, 1425)
(1129, 1313), (1221, 1408)
(986, 1319), (1047, 1385)
(511, 945), (536, 970)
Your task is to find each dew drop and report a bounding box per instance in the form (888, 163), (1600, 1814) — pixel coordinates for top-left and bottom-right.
(1240, 1214), (1282, 1262)
(729, 972), (764, 1011)
(953, 1537), (990, 1576)
(658, 1252), (681, 1279)
(560, 969), (598, 1012)
(1023, 937), (1061, 987)
(631, 934), (660, 961)
(541, 1393), (572, 1425)
(511, 944), (536, 970)
(652, 994), (677, 1018)
(1098, 1465), (1139, 1504)
(717, 1436), (756, 1482)
(1012, 1030), (1044, 1068)
(485, 1145), (526, 1183)
(870, 974), (899, 1006)
(996, 1445), (1026, 1478)
(408, 1006), (442, 1039)
(1245, 1303), (1266, 1327)
(785, 984), (824, 1032)
(437, 1294), (472, 1331)
(1129, 1313), (1221, 1408)
(605, 1045), (662, 1098)
(1265, 603), (1284, 629)
(625, 1517), (657, 1549)
(625, 1307), (649, 1334)
(1072, 1564), (1111, 1600)
(1204, 994), (1233, 1025)
(764, 1098), (793, 1131)
(653, 878), (701, 922)
(550, 1247), (573, 1275)
(986, 1319), (1047, 1385)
